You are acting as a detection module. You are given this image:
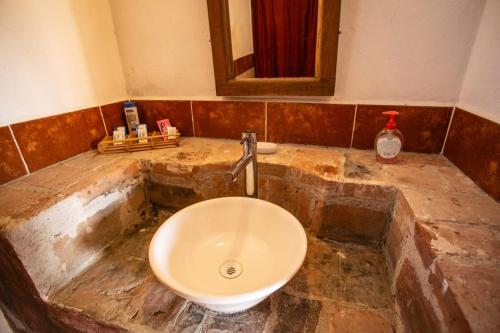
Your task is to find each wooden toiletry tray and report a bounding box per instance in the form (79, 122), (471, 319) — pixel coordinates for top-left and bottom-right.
(97, 131), (180, 154)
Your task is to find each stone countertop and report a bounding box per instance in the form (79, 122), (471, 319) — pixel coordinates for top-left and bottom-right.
(1, 137), (497, 230)
(0, 137), (499, 331)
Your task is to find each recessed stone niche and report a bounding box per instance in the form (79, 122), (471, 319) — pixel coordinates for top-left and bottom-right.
(0, 139), (498, 332)
(147, 162), (397, 248)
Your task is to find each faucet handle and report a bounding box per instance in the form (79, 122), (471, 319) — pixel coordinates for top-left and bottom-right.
(241, 131), (257, 144)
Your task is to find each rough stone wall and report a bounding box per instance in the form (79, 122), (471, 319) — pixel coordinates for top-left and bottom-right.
(145, 162), (245, 211)
(146, 161), (397, 248)
(385, 193), (468, 333)
(3, 176), (149, 299)
(0, 138), (497, 332)
(0, 234), (62, 332)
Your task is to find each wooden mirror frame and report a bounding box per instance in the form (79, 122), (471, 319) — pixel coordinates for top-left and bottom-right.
(207, 0), (341, 96)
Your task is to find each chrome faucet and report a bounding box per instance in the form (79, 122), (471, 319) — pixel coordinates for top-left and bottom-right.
(224, 131), (258, 198)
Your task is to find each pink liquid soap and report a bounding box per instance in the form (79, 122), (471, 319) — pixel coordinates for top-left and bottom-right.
(374, 111), (404, 164)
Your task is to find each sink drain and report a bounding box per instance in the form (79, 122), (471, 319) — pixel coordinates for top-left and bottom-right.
(219, 261), (243, 279)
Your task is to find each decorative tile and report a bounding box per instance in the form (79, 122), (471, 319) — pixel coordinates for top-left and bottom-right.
(352, 105), (453, 153)
(136, 100), (193, 136)
(100, 101), (126, 135)
(11, 108), (106, 172)
(267, 102), (355, 147)
(192, 101), (265, 140)
(443, 108), (500, 201)
(0, 126), (27, 184)
(101, 101), (194, 137)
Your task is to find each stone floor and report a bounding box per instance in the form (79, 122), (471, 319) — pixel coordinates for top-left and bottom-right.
(50, 209), (394, 333)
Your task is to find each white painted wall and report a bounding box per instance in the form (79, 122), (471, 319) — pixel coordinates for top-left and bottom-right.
(109, 0), (485, 105)
(108, 0), (216, 99)
(229, 0), (254, 60)
(0, 0), (495, 126)
(457, 0), (500, 123)
(334, 0), (484, 104)
(0, 0), (127, 126)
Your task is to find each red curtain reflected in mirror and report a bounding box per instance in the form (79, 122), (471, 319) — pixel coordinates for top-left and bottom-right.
(251, 0), (318, 78)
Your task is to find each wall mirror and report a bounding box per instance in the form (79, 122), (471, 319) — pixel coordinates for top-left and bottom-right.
(207, 0), (341, 96)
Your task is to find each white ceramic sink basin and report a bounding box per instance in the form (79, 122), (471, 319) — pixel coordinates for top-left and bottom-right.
(149, 197), (307, 313)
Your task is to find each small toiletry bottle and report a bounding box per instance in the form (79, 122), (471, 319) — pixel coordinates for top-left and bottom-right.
(167, 126), (177, 140)
(375, 111), (404, 164)
(137, 124), (148, 143)
(112, 126), (126, 145)
(123, 101), (140, 135)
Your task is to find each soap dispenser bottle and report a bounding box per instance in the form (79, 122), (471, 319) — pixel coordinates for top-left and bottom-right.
(375, 111), (404, 164)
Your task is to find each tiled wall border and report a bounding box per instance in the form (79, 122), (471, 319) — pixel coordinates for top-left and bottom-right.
(442, 108), (499, 201)
(0, 100), (498, 201)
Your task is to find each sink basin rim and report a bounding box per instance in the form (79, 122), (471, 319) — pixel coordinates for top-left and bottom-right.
(148, 197), (307, 305)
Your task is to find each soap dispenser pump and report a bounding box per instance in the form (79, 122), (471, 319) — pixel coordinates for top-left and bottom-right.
(375, 111), (404, 164)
